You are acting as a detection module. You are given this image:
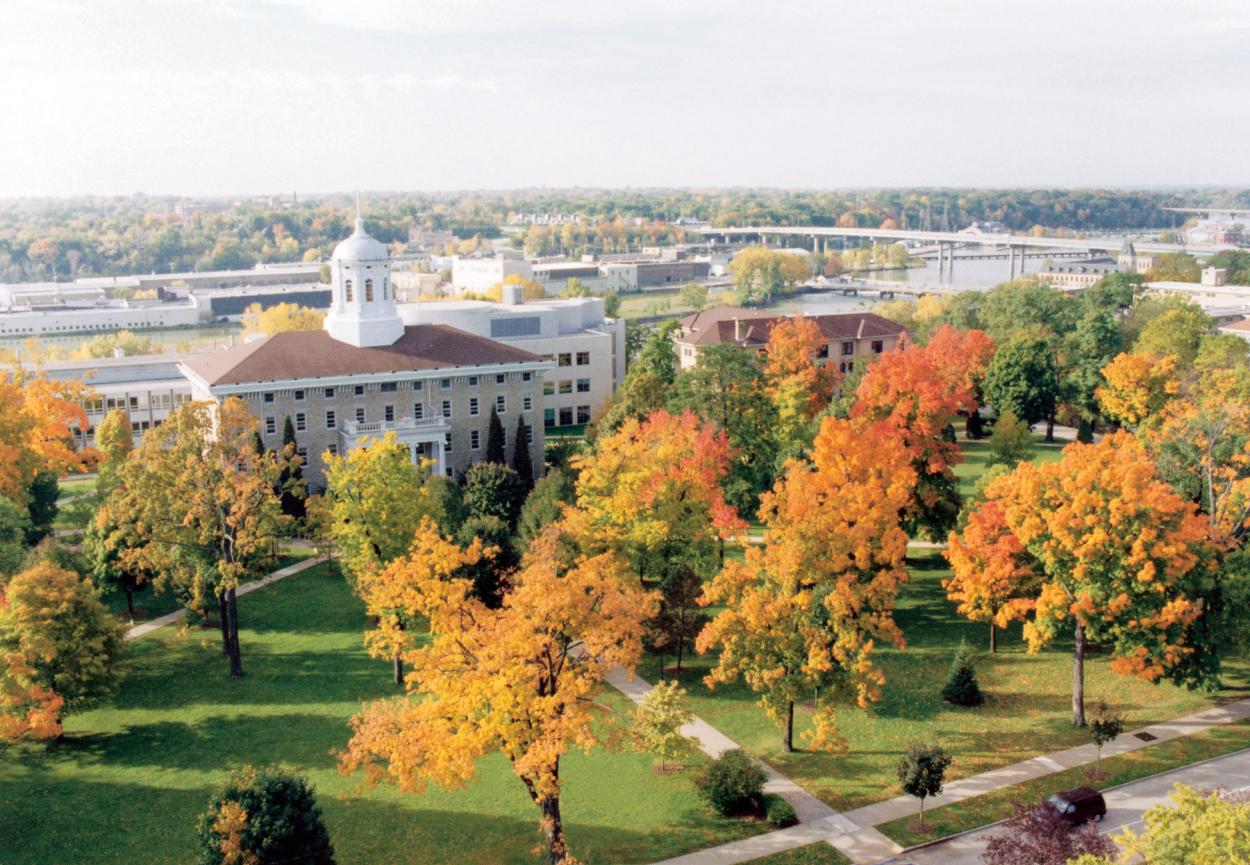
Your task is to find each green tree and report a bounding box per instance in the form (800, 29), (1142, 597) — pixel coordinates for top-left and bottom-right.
(94, 408), (133, 495)
(987, 409), (1034, 468)
(631, 681), (697, 771)
(461, 462), (526, 528)
(897, 742), (952, 828)
(510, 414), (533, 488)
(453, 515), (514, 608)
(1088, 698), (1124, 767)
(645, 563), (708, 674)
(279, 417), (306, 521)
(24, 470), (59, 545)
(983, 336), (1059, 428)
(516, 468), (575, 553)
(195, 766), (335, 865)
(940, 641), (984, 706)
(680, 281), (709, 312)
(1148, 251), (1201, 283)
(729, 246), (810, 306)
(602, 289), (621, 318)
(485, 407), (506, 464)
(1135, 301), (1212, 366)
(0, 496), (31, 578)
(978, 278), (1071, 346)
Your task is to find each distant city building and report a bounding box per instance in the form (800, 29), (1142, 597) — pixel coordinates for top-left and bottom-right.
(180, 217), (552, 488)
(450, 252), (533, 295)
(407, 227), (458, 251)
(672, 306), (907, 373)
(1038, 241), (1153, 291)
(960, 221), (1011, 236)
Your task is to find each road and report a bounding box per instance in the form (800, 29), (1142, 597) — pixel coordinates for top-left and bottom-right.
(886, 747), (1250, 865)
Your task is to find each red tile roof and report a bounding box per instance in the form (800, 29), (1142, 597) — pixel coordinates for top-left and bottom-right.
(183, 325), (544, 386)
(676, 306), (905, 348)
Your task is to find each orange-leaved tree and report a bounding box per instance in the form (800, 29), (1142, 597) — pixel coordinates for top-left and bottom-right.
(968, 432), (1210, 725)
(0, 371), (95, 505)
(944, 499), (1037, 652)
(340, 524), (657, 864)
(1096, 351), (1180, 428)
(853, 325), (994, 537)
(763, 316), (840, 447)
(698, 416), (915, 752)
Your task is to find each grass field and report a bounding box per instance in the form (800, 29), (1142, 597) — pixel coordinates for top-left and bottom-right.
(1, 563), (765, 865)
(878, 722), (1250, 847)
(744, 842), (851, 864)
(615, 288), (739, 321)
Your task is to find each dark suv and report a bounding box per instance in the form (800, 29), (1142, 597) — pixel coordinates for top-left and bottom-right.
(1046, 787), (1107, 825)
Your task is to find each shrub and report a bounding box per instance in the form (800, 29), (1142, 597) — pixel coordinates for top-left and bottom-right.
(196, 766), (335, 865)
(764, 795), (797, 828)
(695, 748), (767, 816)
(941, 640), (984, 706)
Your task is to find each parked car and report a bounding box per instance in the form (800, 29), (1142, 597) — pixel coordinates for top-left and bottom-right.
(1046, 787), (1106, 825)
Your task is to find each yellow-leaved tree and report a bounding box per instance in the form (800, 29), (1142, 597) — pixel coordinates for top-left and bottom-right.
(241, 302), (325, 336)
(698, 415), (916, 752)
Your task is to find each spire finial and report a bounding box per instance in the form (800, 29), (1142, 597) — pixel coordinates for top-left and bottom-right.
(354, 191), (364, 234)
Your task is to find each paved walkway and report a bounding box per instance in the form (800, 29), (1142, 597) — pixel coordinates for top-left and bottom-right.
(125, 556), (323, 641)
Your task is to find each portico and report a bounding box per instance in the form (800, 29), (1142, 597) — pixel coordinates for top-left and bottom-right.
(338, 415), (451, 475)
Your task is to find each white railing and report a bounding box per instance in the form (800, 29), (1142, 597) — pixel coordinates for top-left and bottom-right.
(339, 414), (448, 436)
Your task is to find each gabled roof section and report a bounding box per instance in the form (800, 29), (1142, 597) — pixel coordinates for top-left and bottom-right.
(676, 305), (905, 348)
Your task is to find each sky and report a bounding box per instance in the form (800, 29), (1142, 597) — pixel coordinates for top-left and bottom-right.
(0, 0), (1247, 197)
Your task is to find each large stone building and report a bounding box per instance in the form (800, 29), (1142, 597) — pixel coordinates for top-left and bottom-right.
(180, 217), (552, 488)
(1037, 241), (1154, 291)
(672, 306), (907, 373)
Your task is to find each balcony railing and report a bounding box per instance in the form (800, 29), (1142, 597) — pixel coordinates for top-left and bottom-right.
(339, 415), (448, 436)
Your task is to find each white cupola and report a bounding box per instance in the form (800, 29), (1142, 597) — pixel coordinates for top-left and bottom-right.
(323, 214), (405, 348)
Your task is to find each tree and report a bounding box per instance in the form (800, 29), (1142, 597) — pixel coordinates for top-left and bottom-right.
(24, 470), (59, 545)
(0, 372), (94, 507)
(978, 278), (1071, 346)
(94, 408), (133, 494)
(510, 413), (534, 488)
(699, 416), (915, 752)
(729, 246), (810, 306)
(241, 302), (325, 337)
(970, 433), (1210, 726)
(695, 749), (767, 816)
(484, 407), (506, 464)
(983, 801), (1116, 865)
(1097, 351), (1180, 427)
(763, 317), (839, 463)
(461, 462), (526, 528)
(941, 641), (984, 706)
(987, 409), (1034, 468)
(983, 336), (1059, 428)
(680, 281), (709, 312)
(896, 742), (952, 828)
(1088, 698), (1123, 767)
(0, 562), (126, 741)
(196, 766), (336, 865)
(0, 497), (31, 578)
(111, 399), (292, 677)
(279, 417), (306, 521)
(602, 289), (621, 318)
(1147, 251), (1201, 283)
(1135, 302), (1212, 366)
(632, 681), (697, 771)
(85, 492), (156, 619)
(645, 563), (707, 673)
(944, 500), (1037, 653)
(339, 526), (656, 865)
(454, 515), (514, 607)
(516, 468), (575, 553)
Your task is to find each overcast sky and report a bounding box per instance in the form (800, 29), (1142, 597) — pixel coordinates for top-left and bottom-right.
(1, 0), (1247, 197)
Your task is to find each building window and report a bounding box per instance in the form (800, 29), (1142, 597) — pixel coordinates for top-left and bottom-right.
(871, 340), (884, 353)
(525, 424), (534, 444)
(380, 381), (397, 393)
(577, 405), (591, 424)
(441, 378), (452, 389)
(522, 372), (532, 382)
(558, 352), (572, 367)
(469, 397), (479, 416)
(841, 341), (854, 356)
(295, 413), (306, 432)
(559, 407), (573, 426)
(354, 385), (365, 396)
(365, 279), (374, 302)
(816, 345), (829, 359)
(384, 405), (394, 422)
(355, 407), (365, 424)
(495, 374), (505, 384)
(441, 400), (452, 418)
(444, 432), (452, 452)
(522, 392), (533, 411)
(576, 378), (590, 393)
(559, 380), (573, 395)
(294, 389), (305, 401)
(296, 447), (308, 461)
(414, 402), (424, 419)
(544, 408), (555, 427)
(265, 416), (276, 435)
(413, 380), (423, 391)
(576, 351), (590, 366)
(468, 375), (478, 387)
(543, 381), (555, 396)
(263, 392), (274, 403)
(327, 444), (338, 456)
(496, 394), (506, 413)
(324, 387), (335, 399)
(470, 429), (480, 450)
(345, 280), (353, 302)
(325, 410), (336, 429)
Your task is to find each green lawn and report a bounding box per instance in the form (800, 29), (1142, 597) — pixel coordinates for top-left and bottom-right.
(744, 842), (851, 864)
(878, 723), (1250, 847)
(648, 549), (1249, 813)
(952, 438), (1063, 501)
(615, 288), (738, 321)
(56, 475), (98, 500)
(1, 563), (764, 865)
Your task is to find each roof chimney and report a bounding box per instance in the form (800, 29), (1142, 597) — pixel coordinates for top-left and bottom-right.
(734, 317), (744, 342)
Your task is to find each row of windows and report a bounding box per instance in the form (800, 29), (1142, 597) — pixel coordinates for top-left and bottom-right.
(543, 378), (592, 395)
(260, 372), (534, 403)
(544, 405), (592, 427)
(343, 277), (389, 303)
(265, 392), (537, 434)
(814, 339), (887, 360)
(84, 392), (191, 414)
(550, 351), (591, 367)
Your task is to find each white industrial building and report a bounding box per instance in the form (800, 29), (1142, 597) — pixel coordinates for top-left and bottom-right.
(450, 251), (533, 295)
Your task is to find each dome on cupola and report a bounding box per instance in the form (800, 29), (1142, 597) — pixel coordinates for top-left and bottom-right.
(332, 217), (389, 263)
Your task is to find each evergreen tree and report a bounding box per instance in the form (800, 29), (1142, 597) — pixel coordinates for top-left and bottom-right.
(196, 766), (335, 865)
(510, 413), (534, 489)
(24, 470), (59, 545)
(485, 407), (506, 464)
(280, 417), (306, 520)
(940, 640), (984, 706)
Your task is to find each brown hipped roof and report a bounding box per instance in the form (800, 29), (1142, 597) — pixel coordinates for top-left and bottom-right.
(183, 325), (544, 387)
(677, 306), (905, 348)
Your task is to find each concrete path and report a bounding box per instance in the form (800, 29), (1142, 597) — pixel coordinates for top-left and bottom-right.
(890, 747), (1250, 865)
(125, 556), (323, 641)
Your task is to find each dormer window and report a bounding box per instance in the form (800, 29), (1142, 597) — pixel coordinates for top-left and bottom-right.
(345, 279), (354, 302)
(365, 279), (374, 302)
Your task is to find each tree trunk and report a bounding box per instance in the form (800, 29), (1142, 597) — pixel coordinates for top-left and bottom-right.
(539, 794), (568, 863)
(393, 654), (404, 686)
(1045, 413), (1056, 443)
(218, 590), (230, 655)
(1072, 623), (1086, 727)
(675, 629), (684, 673)
(784, 700), (795, 753)
(125, 587), (135, 617)
(226, 587), (244, 678)
(989, 621), (997, 653)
